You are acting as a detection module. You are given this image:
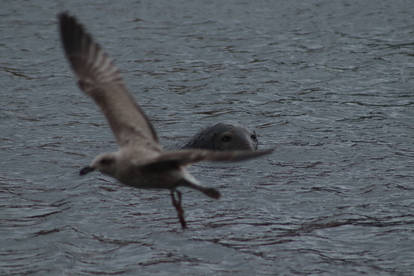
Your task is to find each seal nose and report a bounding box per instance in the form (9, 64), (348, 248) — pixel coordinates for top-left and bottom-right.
(80, 166), (95, 175)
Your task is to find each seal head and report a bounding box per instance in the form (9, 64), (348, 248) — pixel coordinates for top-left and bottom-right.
(182, 123), (258, 151)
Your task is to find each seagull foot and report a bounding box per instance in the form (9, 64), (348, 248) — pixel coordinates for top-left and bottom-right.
(170, 189), (187, 229)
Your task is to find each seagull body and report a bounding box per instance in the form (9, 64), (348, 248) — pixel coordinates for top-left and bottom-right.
(58, 12), (273, 228)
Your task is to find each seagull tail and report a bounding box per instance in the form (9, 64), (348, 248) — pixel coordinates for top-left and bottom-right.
(180, 170), (221, 199)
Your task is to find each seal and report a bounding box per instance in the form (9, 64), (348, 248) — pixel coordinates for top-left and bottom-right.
(182, 123), (258, 151)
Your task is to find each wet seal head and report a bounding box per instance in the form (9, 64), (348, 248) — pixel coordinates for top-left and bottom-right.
(182, 122), (259, 151)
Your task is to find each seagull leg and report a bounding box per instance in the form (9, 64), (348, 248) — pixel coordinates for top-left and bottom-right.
(170, 189), (187, 229)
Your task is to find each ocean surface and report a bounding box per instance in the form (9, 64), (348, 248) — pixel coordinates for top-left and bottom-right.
(1, 0), (413, 275)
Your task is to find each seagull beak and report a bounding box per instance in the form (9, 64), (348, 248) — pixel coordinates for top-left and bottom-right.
(80, 166), (95, 175)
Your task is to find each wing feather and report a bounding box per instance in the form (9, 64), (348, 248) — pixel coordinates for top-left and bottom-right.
(58, 12), (158, 147)
(141, 148), (274, 170)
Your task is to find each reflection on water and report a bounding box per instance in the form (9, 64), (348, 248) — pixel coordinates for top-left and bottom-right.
(1, 0), (413, 275)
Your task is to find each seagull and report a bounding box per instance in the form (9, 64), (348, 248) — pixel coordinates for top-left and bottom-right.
(58, 12), (273, 229)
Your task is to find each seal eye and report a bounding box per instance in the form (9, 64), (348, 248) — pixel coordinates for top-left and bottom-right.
(100, 157), (114, 166)
(221, 134), (232, 142)
(250, 134), (257, 141)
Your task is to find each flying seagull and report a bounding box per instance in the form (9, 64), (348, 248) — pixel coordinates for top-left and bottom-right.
(58, 12), (273, 229)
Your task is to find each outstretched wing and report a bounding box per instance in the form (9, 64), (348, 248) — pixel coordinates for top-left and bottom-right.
(141, 148), (274, 170)
(58, 12), (158, 147)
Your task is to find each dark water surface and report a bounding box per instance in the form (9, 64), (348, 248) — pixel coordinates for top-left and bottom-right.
(1, 0), (413, 275)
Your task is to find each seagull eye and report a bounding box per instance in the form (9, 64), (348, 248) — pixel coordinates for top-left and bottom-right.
(221, 134), (232, 142)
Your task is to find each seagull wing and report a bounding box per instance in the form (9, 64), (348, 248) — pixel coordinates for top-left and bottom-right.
(141, 148), (274, 170)
(58, 12), (158, 147)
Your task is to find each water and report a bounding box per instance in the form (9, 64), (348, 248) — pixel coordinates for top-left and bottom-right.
(1, 0), (413, 275)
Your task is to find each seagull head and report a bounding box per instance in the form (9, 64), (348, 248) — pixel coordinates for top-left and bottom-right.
(80, 152), (118, 176)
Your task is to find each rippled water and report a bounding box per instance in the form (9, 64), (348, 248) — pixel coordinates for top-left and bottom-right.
(1, 0), (413, 275)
